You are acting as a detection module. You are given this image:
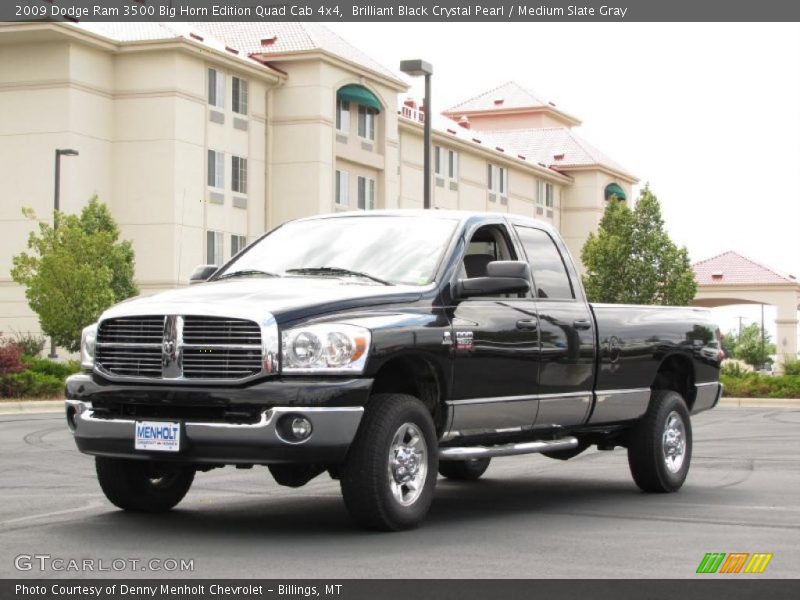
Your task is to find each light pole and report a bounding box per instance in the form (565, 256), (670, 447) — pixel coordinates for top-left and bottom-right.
(49, 148), (79, 358)
(400, 59), (433, 209)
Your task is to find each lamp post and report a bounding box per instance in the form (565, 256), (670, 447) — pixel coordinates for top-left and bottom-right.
(399, 59), (433, 209)
(49, 148), (79, 358)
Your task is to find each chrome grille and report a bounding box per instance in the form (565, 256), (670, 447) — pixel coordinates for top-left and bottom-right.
(95, 315), (263, 381)
(183, 316), (261, 345)
(182, 316), (262, 379)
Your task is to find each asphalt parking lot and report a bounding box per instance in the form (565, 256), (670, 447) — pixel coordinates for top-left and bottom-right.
(0, 406), (798, 579)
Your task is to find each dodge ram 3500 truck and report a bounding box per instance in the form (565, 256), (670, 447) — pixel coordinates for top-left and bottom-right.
(66, 211), (722, 530)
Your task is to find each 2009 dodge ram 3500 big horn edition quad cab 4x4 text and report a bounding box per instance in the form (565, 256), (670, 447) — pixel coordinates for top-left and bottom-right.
(66, 211), (722, 530)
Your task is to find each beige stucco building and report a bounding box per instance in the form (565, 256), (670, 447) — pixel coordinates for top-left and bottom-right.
(0, 21), (637, 340)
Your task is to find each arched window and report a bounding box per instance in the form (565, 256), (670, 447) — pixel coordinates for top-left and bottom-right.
(604, 182), (627, 202)
(337, 85), (381, 142)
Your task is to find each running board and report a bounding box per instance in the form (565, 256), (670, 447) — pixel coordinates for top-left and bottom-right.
(439, 436), (579, 461)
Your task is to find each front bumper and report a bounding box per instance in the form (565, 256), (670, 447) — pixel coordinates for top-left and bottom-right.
(66, 400), (363, 465)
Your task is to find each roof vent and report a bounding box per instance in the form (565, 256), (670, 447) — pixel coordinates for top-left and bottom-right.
(189, 32), (204, 42)
(472, 137), (482, 144)
(548, 101), (557, 107)
(517, 154), (526, 160)
(495, 146), (504, 153)
(458, 115), (470, 130)
(261, 36), (277, 46)
(447, 128), (457, 135)
(493, 98), (504, 106)
(553, 153), (565, 161)
(225, 46), (239, 55)
(711, 271), (724, 280)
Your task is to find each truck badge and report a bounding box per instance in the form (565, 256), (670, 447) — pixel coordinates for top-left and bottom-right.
(455, 331), (474, 351)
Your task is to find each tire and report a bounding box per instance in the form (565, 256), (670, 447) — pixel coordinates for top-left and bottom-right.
(340, 393), (438, 531)
(438, 458), (491, 481)
(627, 390), (692, 493)
(95, 457), (195, 513)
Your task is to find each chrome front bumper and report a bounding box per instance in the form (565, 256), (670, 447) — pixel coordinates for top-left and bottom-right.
(66, 400), (364, 465)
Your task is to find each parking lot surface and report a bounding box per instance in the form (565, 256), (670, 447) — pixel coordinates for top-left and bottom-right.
(0, 407), (798, 578)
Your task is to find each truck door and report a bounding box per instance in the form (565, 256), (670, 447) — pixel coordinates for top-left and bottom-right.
(448, 221), (541, 437)
(513, 225), (596, 428)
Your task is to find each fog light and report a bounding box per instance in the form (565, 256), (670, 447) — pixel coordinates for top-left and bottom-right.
(290, 417), (312, 440)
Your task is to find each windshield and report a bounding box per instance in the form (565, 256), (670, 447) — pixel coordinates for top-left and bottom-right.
(216, 215), (459, 286)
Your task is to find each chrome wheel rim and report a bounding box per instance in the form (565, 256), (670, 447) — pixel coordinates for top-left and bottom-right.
(388, 422), (428, 506)
(662, 411), (687, 473)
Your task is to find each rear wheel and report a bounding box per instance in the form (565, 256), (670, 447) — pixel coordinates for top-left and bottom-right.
(438, 458), (491, 481)
(95, 457), (194, 512)
(340, 393), (438, 530)
(627, 390), (692, 493)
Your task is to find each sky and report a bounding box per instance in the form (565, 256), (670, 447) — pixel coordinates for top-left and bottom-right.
(328, 22), (800, 342)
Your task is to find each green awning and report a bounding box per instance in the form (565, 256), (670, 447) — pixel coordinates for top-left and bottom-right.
(605, 182), (627, 201)
(337, 85), (381, 113)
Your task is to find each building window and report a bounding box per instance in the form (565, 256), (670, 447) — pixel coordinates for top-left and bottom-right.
(232, 77), (248, 115)
(538, 181), (554, 207)
(207, 150), (224, 188)
(232, 156), (247, 194)
(206, 230), (223, 266)
(231, 234), (247, 257)
(448, 149), (459, 180)
(357, 175), (376, 210)
(436, 147), (459, 180)
(336, 99), (351, 133)
(357, 105), (376, 140)
(335, 169), (350, 206)
(488, 164), (508, 197)
(208, 68), (224, 109)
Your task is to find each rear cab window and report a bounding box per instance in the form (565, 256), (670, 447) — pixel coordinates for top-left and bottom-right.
(514, 226), (575, 300)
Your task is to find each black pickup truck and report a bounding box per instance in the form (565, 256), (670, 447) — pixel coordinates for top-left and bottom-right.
(66, 210), (722, 530)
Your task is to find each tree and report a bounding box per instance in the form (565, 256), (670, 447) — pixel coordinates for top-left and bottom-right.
(721, 330), (738, 359)
(11, 197), (137, 352)
(732, 323), (775, 368)
(580, 185), (697, 305)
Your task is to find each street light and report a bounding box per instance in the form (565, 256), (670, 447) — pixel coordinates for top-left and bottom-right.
(49, 148), (79, 358)
(400, 59), (433, 209)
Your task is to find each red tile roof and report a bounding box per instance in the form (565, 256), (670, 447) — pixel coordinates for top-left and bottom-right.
(693, 251), (798, 286)
(481, 127), (637, 181)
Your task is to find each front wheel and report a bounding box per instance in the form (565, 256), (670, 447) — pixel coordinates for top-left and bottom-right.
(340, 393), (438, 530)
(95, 457), (195, 512)
(627, 390), (692, 493)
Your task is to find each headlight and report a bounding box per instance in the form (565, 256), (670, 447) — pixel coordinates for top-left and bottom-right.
(80, 323), (98, 370)
(282, 324), (370, 374)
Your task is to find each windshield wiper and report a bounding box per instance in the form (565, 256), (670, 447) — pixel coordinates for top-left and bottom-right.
(216, 269), (281, 280)
(285, 267), (393, 286)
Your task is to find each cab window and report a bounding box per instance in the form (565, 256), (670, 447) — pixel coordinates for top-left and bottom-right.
(515, 226), (575, 300)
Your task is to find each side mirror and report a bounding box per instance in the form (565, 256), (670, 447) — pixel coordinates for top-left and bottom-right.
(189, 264), (219, 284)
(455, 260), (531, 298)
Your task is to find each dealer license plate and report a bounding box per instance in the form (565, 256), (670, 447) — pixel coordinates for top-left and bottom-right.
(135, 421), (181, 452)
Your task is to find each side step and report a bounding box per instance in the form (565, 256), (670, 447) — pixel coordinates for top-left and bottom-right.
(439, 436), (578, 461)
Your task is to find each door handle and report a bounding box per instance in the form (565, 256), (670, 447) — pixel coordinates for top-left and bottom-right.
(516, 319), (539, 331)
(573, 319), (592, 330)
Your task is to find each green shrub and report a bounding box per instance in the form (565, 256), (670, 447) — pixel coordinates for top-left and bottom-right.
(782, 358), (800, 376)
(0, 371), (63, 398)
(23, 356), (80, 379)
(721, 372), (800, 399)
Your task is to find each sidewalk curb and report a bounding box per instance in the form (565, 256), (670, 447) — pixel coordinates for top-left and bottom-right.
(0, 400), (64, 414)
(2, 397), (798, 415)
(718, 397), (800, 408)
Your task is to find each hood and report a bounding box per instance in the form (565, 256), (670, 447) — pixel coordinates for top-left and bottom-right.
(101, 276), (426, 323)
